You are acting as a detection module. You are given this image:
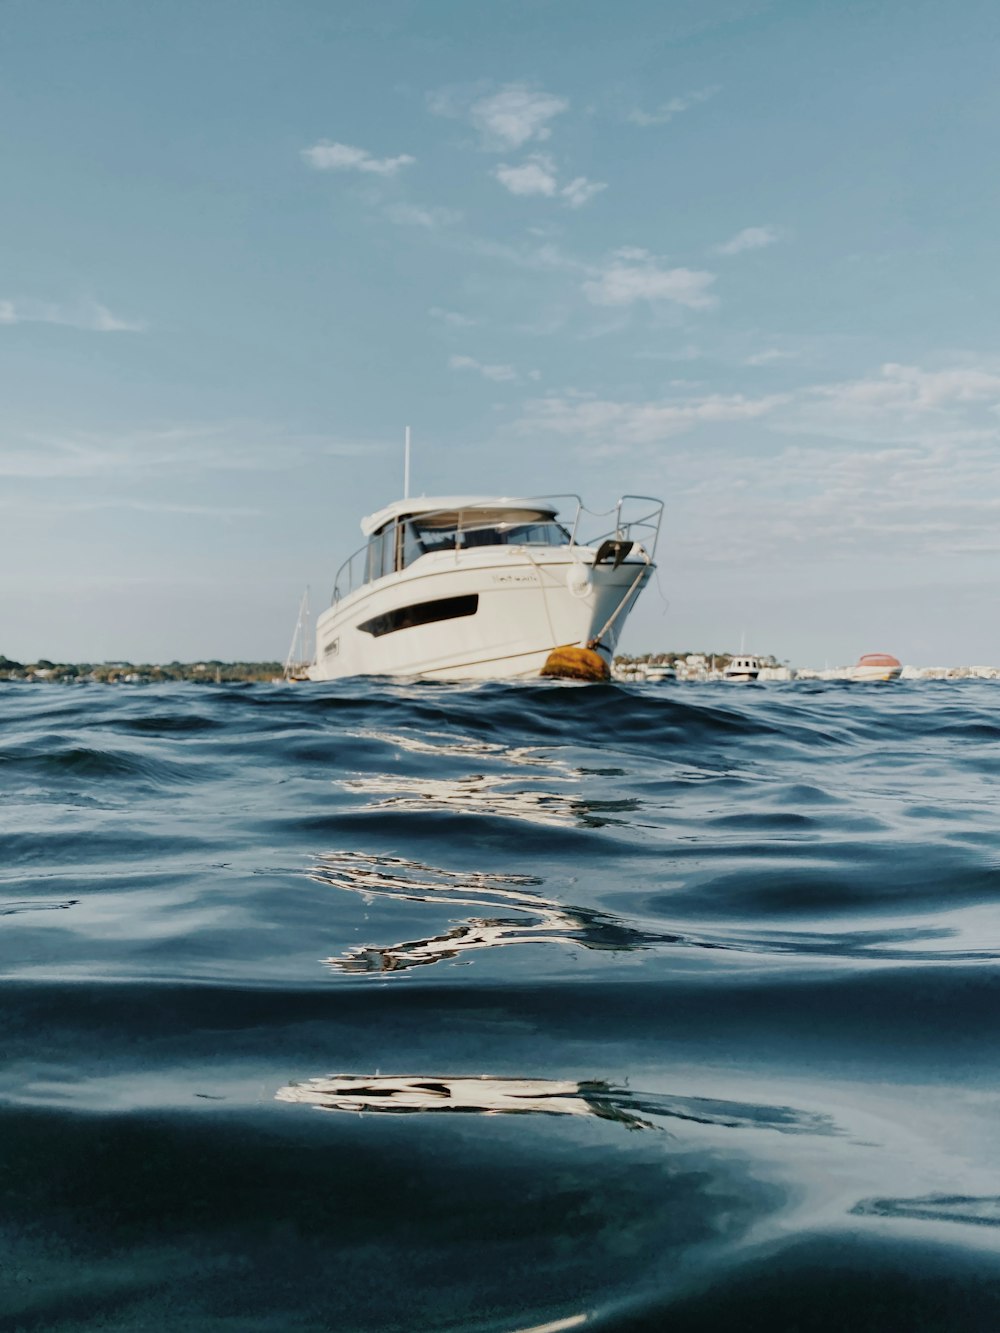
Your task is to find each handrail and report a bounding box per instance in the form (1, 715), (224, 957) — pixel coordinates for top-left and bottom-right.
(330, 492), (662, 604)
(586, 495), (665, 560)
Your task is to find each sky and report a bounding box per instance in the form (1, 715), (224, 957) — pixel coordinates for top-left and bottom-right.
(4, 0), (1000, 666)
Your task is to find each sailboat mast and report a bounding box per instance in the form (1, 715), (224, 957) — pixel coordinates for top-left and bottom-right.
(283, 587), (311, 679)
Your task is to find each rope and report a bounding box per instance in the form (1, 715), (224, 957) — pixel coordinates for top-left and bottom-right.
(521, 548), (558, 646)
(588, 550), (652, 650)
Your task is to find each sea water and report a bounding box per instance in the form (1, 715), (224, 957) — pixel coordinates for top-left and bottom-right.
(3, 679), (1000, 1331)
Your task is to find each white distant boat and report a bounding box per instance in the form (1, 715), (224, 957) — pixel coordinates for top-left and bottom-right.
(723, 654), (762, 682)
(844, 652), (902, 682)
(306, 494), (662, 682)
(644, 663), (675, 682)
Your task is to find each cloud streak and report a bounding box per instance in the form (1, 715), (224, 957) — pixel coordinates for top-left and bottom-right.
(385, 202), (462, 228)
(513, 362), (1000, 566)
(429, 306), (477, 327)
(517, 389), (784, 445)
(301, 141), (415, 175)
(628, 85), (720, 127)
(0, 299), (145, 332)
(582, 250), (717, 309)
(715, 225), (783, 255)
(448, 353), (518, 382)
(0, 423), (380, 481)
(517, 362), (1000, 449)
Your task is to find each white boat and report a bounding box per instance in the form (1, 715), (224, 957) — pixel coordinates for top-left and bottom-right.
(644, 663), (675, 682)
(844, 652), (902, 682)
(306, 494), (662, 682)
(724, 654), (762, 682)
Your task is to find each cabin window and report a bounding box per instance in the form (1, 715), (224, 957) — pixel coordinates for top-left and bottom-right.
(357, 593), (479, 637)
(366, 521), (399, 583)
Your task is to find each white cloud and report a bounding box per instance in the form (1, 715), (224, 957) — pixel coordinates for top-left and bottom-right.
(384, 202), (462, 228)
(429, 307), (477, 327)
(448, 354), (517, 382)
(90, 304), (145, 332)
(0, 423), (375, 480)
(715, 224), (783, 255)
(510, 358), (1000, 569)
(467, 235), (584, 274)
(509, 357), (1000, 570)
(628, 85), (720, 127)
(670, 436), (1000, 565)
(494, 154), (558, 197)
(0, 496), (263, 518)
(0, 298), (145, 332)
(517, 390), (785, 445)
(493, 154), (606, 208)
(519, 362), (1000, 452)
(746, 348), (797, 366)
(582, 257), (717, 309)
(469, 85), (568, 150)
(777, 363), (1000, 443)
(560, 176), (607, 208)
(301, 141), (415, 175)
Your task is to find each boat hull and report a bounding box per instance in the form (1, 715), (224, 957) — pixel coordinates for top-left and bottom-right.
(308, 547), (652, 681)
(844, 665), (903, 682)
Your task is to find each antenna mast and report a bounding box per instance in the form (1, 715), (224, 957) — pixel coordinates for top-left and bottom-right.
(403, 425), (411, 499)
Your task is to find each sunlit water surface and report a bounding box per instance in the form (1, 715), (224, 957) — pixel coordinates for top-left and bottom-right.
(4, 679), (1000, 1330)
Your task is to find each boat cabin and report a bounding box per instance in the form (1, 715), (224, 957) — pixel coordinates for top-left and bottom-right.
(344, 497), (573, 595)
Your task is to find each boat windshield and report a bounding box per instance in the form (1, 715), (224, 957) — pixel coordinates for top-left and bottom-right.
(408, 513), (570, 558)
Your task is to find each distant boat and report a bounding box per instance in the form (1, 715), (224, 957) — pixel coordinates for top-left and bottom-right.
(724, 654), (762, 682)
(645, 663), (675, 682)
(845, 652), (902, 682)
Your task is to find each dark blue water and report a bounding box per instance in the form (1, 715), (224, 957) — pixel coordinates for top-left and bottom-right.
(4, 680), (1000, 1331)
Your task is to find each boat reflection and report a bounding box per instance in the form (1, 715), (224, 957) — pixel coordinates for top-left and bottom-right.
(1, 898), (79, 916)
(309, 851), (685, 973)
(852, 1193), (1000, 1227)
(275, 1073), (836, 1137)
(342, 772), (584, 828)
(355, 727), (563, 771)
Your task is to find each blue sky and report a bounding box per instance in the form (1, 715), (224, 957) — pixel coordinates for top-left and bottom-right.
(4, 0), (1000, 665)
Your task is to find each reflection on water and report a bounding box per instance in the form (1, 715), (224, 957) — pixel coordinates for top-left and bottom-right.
(0, 898), (78, 916)
(356, 727), (561, 770)
(349, 731), (643, 823)
(343, 772), (586, 827)
(309, 851), (686, 973)
(853, 1194), (1000, 1227)
(726, 917), (1000, 963)
(275, 1073), (837, 1136)
(511, 1317), (587, 1333)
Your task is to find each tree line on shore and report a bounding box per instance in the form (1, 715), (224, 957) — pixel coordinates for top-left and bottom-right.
(613, 651), (779, 668)
(0, 655), (282, 683)
(2, 649), (781, 683)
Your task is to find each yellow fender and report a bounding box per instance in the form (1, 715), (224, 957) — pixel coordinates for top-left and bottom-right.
(540, 644), (610, 682)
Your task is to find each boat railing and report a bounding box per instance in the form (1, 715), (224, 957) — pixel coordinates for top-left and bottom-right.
(329, 494), (662, 604)
(332, 545), (369, 605)
(584, 495), (664, 559)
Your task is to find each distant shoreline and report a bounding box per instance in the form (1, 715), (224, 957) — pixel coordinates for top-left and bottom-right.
(4, 655), (1000, 684)
(0, 658), (281, 684)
